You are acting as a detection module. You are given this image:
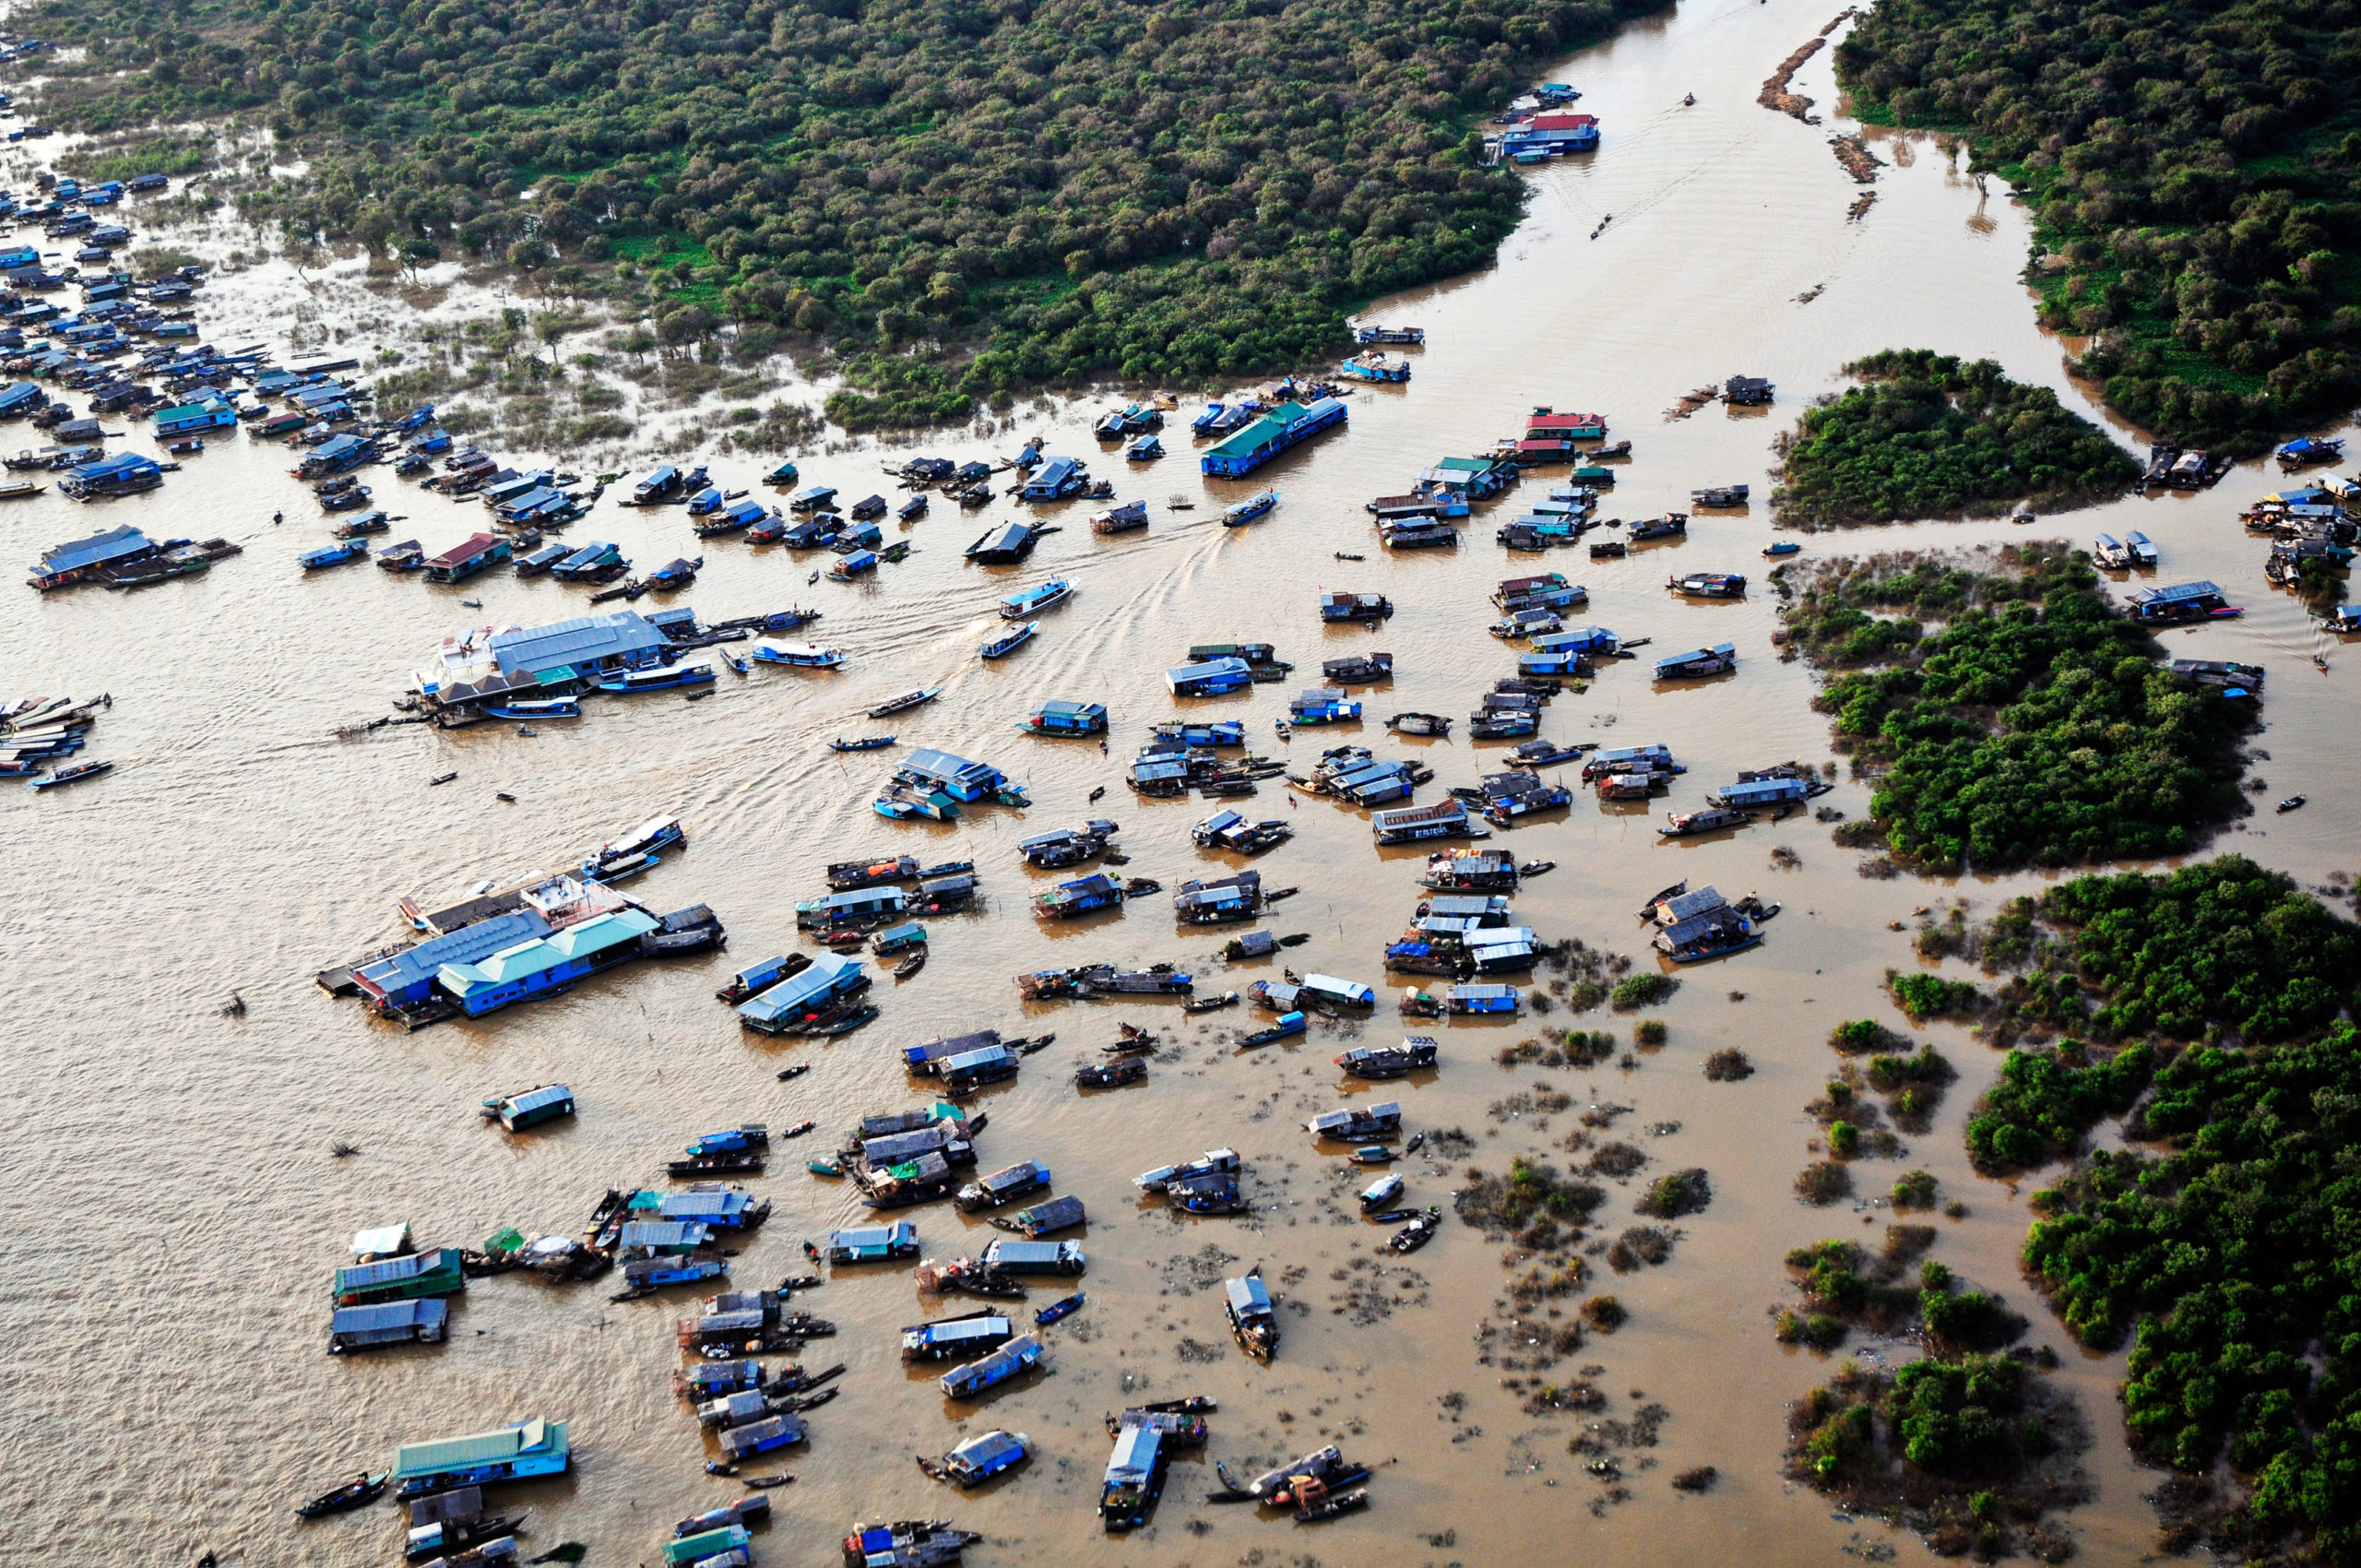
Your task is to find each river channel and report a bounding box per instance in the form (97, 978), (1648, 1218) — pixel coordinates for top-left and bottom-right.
(4, 2), (2357, 1564)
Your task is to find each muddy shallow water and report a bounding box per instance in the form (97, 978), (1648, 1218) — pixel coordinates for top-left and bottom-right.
(4, 3), (2358, 1565)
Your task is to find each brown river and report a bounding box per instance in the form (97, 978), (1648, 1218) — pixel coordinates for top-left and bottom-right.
(5, 2), (2357, 1564)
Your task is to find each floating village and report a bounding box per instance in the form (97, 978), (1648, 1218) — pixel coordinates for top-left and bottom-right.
(2, 39), (2339, 1568)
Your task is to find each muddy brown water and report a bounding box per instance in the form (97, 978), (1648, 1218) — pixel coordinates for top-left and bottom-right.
(5, 3), (2358, 1564)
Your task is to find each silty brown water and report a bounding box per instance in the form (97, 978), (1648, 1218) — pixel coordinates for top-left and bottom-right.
(3, 3), (2356, 1564)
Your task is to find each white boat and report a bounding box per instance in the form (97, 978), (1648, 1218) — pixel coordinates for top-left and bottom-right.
(752, 639), (847, 669)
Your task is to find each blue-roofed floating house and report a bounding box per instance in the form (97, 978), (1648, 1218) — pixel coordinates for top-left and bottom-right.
(1198, 398), (1347, 478)
(29, 522), (155, 588)
(738, 952), (871, 1034)
(435, 908), (662, 1017)
(391, 1418), (571, 1497)
(58, 451), (162, 500)
(898, 747), (1006, 802)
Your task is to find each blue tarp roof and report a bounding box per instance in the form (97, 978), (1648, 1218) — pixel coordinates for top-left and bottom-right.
(306, 432), (370, 457)
(490, 612), (668, 676)
(37, 523), (150, 573)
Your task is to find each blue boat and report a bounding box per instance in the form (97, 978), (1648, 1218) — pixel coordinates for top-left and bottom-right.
(828, 549), (879, 581)
(1126, 434), (1164, 461)
(980, 621), (1038, 660)
(1190, 403), (1228, 435)
(1000, 579), (1074, 619)
(1220, 491), (1277, 528)
(596, 663), (716, 694)
(685, 486), (724, 517)
(1762, 540), (1800, 558)
(299, 539), (371, 569)
(938, 1430), (1031, 1487)
(485, 697), (580, 719)
(766, 461), (799, 485)
(1239, 1010), (1307, 1047)
(1035, 1291), (1086, 1324)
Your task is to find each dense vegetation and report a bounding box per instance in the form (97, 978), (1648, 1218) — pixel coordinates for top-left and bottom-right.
(1786, 545), (2249, 870)
(1787, 1353), (2082, 1558)
(1773, 351), (2140, 525)
(1986, 857), (2361, 1042)
(1952, 860), (2361, 1562)
(1837, 0), (2361, 452)
(23, 0), (1671, 419)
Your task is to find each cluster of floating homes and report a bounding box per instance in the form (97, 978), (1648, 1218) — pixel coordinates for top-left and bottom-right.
(399, 604), (822, 724)
(314, 816), (722, 1028)
(2243, 479), (2360, 630)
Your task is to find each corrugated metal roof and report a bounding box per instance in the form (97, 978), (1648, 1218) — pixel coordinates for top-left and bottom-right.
(1203, 400), (1311, 460)
(393, 1418), (566, 1478)
(490, 612), (667, 676)
(37, 524), (151, 573)
(355, 910), (552, 999)
(331, 1299), (446, 1333)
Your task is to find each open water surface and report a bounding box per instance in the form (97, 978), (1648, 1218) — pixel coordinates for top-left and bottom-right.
(5, 2), (2359, 1563)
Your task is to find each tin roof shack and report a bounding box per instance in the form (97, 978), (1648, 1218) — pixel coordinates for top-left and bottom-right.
(1724, 374), (1774, 406)
(899, 747), (1007, 802)
(1653, 641), (1738, 679)
(738, 952), (871, 1033)
(1199, 397), (1347, 478)
(797, 884), (908, 931)
(1226, 1273), (1279, 1358)
(333, 1247), (468, 1306)
(1370, 800), (1485, 844)
(1100, 1414), (1172, 1530)
(391, 1418), (571, 1498)
(941, 1332), (1047, 1398)
(999, 1194), (1087, 1237)
(1421, 849), (1520, 890)
(1021, 699), (1109, 736)
(328, 1298), (448, 1354)
(424, 532), (510, 584)
(1173, 871), (1264, 924)
(1501, 112), (1600, 153)
(1319, 590), (1394, 623)
(58, 450), (162, 499)
(965, 521), (1041, 563)
(28, 522), (156, 588)
(1423, 455), (1517, 500)
(1307, 1101), (1402, 1142)
(2131, 579), (2238, 625)
(1018, 457), (1089, 501)
(957, 1159), (1050, 1212)
(903, 1309), (1016, 1362)
(1525, 406), (1608, 439)
(1651, 885), (1762, 963)
(2171, 659), (2265, 703)
(1165, 656), (1254, 697)
(1712, 776), (1812, 811)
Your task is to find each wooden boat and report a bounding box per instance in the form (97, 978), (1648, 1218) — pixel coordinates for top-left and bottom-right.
(2278, 795), (2307, 813)
(295, 1471), (388, 1518)
(0, 477), (43, 498)
(485, 697), (580, 719)
(830, 735), (896, 752)
(980, 621), (1037, 660)
(1387, 1206), (1442, 1253)
(1385, 712), (1450, 736)
(1076, 1058), (1146, 1089)
(1183, 992), (1238, 1014)
(299, 539), (371, 569)
(30, 759), (112, 788)
(1517, 859), (1556, 876)
(867, 687), (940, 719)
(1091, 501), (1148, 534)
(895, 953), (927, 980)
(1035, 1291), (1086, 1324)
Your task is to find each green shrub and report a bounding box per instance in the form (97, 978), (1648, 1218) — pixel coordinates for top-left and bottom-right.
(1964, 1042), (2153, 1174)
(1610, 973), (1677, 1010)
(1889, 970), (1980, 1023)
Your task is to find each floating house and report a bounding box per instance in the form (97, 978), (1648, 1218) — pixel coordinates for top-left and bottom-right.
(2131, 580), (2236, 624)
(28, 523), (154, 588)
(1525, 407), (1607, 440)
(436, 908), (662, 1016)
(965, 521), (1040, 563)
(1019, 457), (1089, 501)
(1166, 657), (1253, 697)
(153, 394), (237, 435)
(738, 952), (871, 1033)
(899, 747), (1006, 802)
(1370, 800), (1483, 844)
(412, 611), (675, 714)
(59, 451), (162, 499)
(1501, 112), (1600, 155)
(391, 1418), (572, 1496)
(328, 1298), (448, 1353)
(1199, 398), (1347, 479)
(1020, 699), (1108, 737)
(424, 532), (510, 584)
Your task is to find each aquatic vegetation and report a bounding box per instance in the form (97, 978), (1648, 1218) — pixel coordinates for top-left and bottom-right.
(1631, 1019), (1667, 1047)
(1891, 1170), (1939, 1209)
(1964, 1041), (2153, 1175)
(1773, 351), (2139, 524)
(1788, 546), (2248, 871)
(1609, 973), (1677, 1010)
(1838, 0), (2361, 451)
(1454, 1158), (1606, 1238)
(27, 0), (1675, 412)
(1636, 1168), (1710, 1219)
(1794, 1159), (1852, 1206)
(1581, 1294), (1628, 1332)
(1786, 1357), (2083, 1556)
(1829, 1017), (1912, 1055)
(1703, 1048), (1753, 1080)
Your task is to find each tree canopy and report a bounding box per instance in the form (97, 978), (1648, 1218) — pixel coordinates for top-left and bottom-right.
(1837, 0), (2361, 452)
(1773, 350), (2140, 525)
(24, 0), (1671, 416)
(1785, 544), (2249, 870)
